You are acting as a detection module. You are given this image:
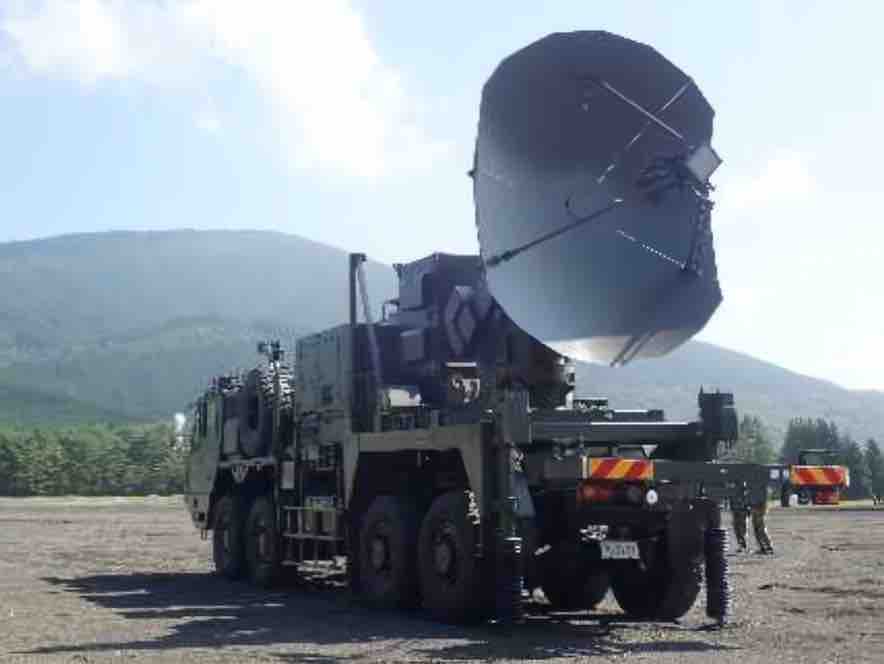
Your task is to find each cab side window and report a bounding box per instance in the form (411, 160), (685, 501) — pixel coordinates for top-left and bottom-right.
(190, 404), (203, 452)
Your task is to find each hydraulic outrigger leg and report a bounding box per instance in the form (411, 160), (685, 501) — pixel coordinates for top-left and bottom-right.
(704, 507), (731, 626)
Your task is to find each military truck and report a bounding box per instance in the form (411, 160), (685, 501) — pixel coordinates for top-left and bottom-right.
(180, 28), (781, 624)
(184, 251), (754, 623)
(774, 449), (850, 507)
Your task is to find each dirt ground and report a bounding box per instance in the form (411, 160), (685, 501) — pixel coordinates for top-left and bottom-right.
(1, 497), (882, 664)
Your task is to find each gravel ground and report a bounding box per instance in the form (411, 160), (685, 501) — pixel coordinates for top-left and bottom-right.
(1, 496), (882, 663)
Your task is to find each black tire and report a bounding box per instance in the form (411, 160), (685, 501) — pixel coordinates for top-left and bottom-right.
(539, 541), (609, 610)
(358, 496), (420, 608)
(610, 540), (702, 620)
(348, 514), (363, 594)
(238, 366), (293, 457)
(418, 491), (487, 623)
(212, 495), (246, 580)
(520, 519), (541, 591)
(244, 496), (281, 588)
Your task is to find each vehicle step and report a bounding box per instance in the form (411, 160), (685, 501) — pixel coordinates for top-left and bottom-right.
(282, 532), (343, 542)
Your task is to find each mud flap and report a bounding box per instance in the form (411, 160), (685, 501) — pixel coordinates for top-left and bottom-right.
(666, 501), (709, 563)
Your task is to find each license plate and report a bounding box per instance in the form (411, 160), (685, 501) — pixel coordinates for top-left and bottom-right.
(600, 540), (640, 560)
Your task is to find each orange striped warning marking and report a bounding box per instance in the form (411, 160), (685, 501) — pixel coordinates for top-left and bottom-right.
(587, 458), (654, 481)
(790, 465), (846, 487)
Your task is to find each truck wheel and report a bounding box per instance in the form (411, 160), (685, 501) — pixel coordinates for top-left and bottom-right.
(610, 543), (702, 620)
(540, 542), (609, 610)
(244, 496), (281, 588)
(348, 514), (362, 594)
(358, 496), (420, 608)
(238, 367), (292, 458)
(418, 491), (487, 623)
(212, 495), (246, 580)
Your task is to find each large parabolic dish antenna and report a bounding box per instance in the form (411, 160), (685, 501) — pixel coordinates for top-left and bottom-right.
(473, 31), (723, 366)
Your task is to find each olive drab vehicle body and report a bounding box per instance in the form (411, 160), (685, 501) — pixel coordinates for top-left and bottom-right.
(183, 251), (778, 624)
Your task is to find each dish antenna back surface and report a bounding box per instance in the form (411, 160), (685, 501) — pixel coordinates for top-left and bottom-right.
(473, 31), (723, 366)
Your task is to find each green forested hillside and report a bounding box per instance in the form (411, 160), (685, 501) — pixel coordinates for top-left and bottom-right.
(577, 342), (884, 443)
(0, 230), (394, 357)
(0, 230), (881, 446)
(1, 317), (286, 419)
(0, 383), (129, 425)
(0, 230), (395, 421)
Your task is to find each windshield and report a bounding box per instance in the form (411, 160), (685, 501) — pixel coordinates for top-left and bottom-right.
(800, 451), (836, 466)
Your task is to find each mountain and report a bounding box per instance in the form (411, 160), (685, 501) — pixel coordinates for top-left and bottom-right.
(0, 230), (881, 443)
(577, 343), (884, 443)
(0, 230), (395, 422)
(0, 382), (130, 426)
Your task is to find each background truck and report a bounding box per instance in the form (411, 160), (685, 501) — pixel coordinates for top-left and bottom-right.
(774, 450), (850, 507)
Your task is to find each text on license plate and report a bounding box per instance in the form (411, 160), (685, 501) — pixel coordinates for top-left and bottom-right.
(600, 540), (640, 560)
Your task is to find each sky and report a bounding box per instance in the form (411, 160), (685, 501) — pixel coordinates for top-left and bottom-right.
(1, 1), (882, 392)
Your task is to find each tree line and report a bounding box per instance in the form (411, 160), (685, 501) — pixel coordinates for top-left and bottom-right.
(723, 414), (883, 499)
(0, 415), (881, 499)
(0, 423), (186, 496)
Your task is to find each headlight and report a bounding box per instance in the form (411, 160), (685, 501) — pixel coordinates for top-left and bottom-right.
(645, 489), (659, 506)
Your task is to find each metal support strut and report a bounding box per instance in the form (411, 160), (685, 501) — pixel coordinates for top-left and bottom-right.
(484, 199), (623, 268)
(705, 523), (732, 625)
(492, 394), (528, 624)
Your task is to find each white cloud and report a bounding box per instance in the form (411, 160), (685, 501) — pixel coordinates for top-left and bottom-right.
(701, 150), (884, 391)
(716, 151), (813, 214)
(2, 0), (129, 83)
(1, 0), (448, 177)
(194, 99), (221, 134)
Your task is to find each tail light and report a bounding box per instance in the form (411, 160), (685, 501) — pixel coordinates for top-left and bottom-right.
(577, 481), (651, 505)
(578, 482), (615, 503)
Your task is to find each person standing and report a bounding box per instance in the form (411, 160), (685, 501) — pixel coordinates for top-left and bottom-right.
(731, 483), (774, 554)
(731, 493), (750, 553)
(749, 497), (774, 554)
